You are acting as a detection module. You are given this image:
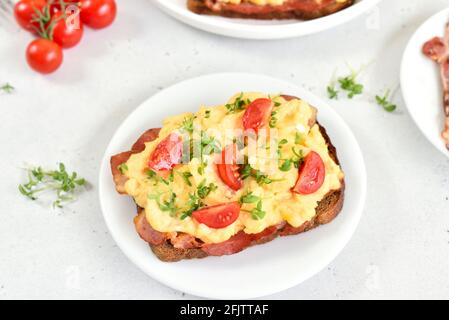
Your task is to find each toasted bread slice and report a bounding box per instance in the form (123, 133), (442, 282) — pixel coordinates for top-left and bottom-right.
(148, 124), (344, 262)
(187, 0), (355, 20)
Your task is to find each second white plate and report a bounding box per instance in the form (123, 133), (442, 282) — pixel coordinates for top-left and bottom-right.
(99, 73), (366, 299)
(152, 0), (381, 40)
(401, 7), (449, 158)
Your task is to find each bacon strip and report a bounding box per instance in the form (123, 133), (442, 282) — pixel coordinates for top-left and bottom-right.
(423, 23), (449, 150)
(110, 151), (134, 194)
(110, 128), (161, 194)
(169, 232), (203, 249)
(200, 222), (287, 256)
(134, 209), (166, 245)
(131, 128), (161, 153)
(202, 231), (253, 256)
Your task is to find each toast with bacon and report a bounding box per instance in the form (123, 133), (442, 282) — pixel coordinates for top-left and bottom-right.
(137, 125), (344, 262)
(110, 95), (345, 262)
(187, 0), (355, 20)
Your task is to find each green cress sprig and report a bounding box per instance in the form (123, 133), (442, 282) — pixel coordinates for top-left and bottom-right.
(0, 83), (14, 94)
(225, 93), (251, 114)
(327, 67), (364, 100)
(180, 180), (218, 220)
(18, 163), (87, 208)
(375, 90), (397, 112)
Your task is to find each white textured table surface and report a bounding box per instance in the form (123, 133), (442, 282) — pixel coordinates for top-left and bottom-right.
(1, 0), (448, 300)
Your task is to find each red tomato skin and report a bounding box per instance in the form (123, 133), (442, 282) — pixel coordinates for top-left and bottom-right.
(292, 151), (326, 195)
(242, 98), (273, 133)
(26, 39), (63, 74)
(148, 133), (183, 171)
(80, 0), (117, 29)
(51, 12), (84, 48)
(49, 3), (60, 15)
(192, 202), (241, 229)
(14, 0), (46, 32)
(216, 144), (242, 191)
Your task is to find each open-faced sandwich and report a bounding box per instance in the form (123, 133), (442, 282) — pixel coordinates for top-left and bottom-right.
(187, 0), (355, 20)
(110, 93), (345, 262)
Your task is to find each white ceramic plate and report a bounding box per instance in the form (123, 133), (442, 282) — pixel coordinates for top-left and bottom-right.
(401, 7), (449, 158)
(152, 0), (381, 39)
(99, 73), (366, 299)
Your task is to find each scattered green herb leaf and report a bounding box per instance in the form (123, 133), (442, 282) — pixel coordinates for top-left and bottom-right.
(295, 132), (304, 145)
(327, 85), (339, 100)
(180, 116), (195, 134)
(197, 180), (217, 199)
(279, 159), (292, 172)
(338, 69), (364, 99)
(251, 200), (266, 220)
(180, 180), (217, 219)
(239, 191), (261, 204)
(180, 193), (202, 220)
(148, 191), (178, 217)
(198, 159), (207, 175)
(375, 90), (397, 112)
(269, 111), (278, 128)
(179, 171), (193, 186)
(225, 93), (249, 114)
(117, 163), (128, 174)
(0, 83), (14, 94)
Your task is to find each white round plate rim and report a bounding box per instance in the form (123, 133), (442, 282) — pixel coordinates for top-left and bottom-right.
(99, 72), (367, 299)
(152, 0), (382, 40)
(400, 7), (449, 159)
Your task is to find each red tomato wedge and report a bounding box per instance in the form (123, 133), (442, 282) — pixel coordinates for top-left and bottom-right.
(242, 98), (273, 133)
(292, 151), (325, 195)
(148, 133), (183, 171)
(217, 144), (242, 191)
(192, 202), (240, 229)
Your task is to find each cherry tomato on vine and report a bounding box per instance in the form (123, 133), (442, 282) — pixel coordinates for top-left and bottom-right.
(51, 12), (84, 48)
(26, 39), (63, 74)
(14, 0), (46, 32)
(80, 0), (117, 29)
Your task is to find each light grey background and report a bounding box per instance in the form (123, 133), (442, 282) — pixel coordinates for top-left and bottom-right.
(0, 0), (448, 299)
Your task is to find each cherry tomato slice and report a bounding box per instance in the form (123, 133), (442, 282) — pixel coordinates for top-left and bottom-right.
(51, 12), (84, 49)
(292, 151), (326, 195)
(217, 144), (242, 191)
(148, 133), (183, 171)
(80, 0), (116, 29)
(242, 98), (273, 133)
(26, 39), (63, 74)
(14, 0), (46, 32)
(192, 202), (240, 229)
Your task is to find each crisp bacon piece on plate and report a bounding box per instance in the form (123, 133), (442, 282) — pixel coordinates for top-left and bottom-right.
(423, 23), (449, 149)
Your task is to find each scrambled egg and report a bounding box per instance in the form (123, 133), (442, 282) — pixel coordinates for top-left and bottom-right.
(123, 93), (344, 244)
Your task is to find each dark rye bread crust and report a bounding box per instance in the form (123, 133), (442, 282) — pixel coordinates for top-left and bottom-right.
(187, 0), (355, 20)
(149, 124), (345, 262)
